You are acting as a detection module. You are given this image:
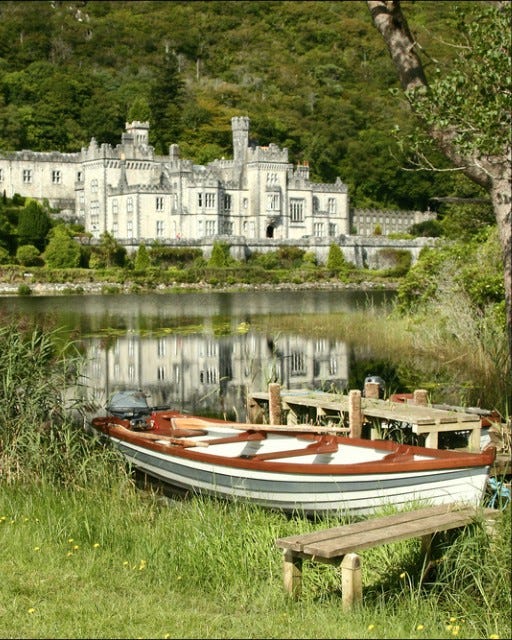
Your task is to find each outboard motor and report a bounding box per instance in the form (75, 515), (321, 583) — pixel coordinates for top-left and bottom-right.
(363, 375), (386, 399)
(106, 390), (151, 420)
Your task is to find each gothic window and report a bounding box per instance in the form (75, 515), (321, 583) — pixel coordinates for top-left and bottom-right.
(127, 197), (133, 214)
(205, 220), (216, 236)
(266, 172), (278, 185)
(290, 199), (304, 222)
(76, 171), (83, 182)
(156, 196), (164, 211)
(52, 170), (62, 184)
(198, 193), (203, 207)
(329, 223), (337, 237)
(328, 198), (336, 213)
(127, 220), (133, 238)
(112, 199), (118, 214)
(23, 169), (32, 183)
(313, 222), (325, 237)
(156, 220), (164, 237)
(157, 366), (165, 381)
(91, 179), (98, 193)
(267, 193), (280, 211)
(205, 193), (216, 208)
(243, 198), (248, 209)
(224, 193), (232, 211)
(312, 196), (319, 212)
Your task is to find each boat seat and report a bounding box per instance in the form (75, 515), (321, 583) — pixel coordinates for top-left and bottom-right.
(249, 435), (338, 461)
(205, 431), (267, 446)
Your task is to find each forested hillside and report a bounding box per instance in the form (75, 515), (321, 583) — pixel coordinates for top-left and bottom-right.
(0, 0), (488, 211)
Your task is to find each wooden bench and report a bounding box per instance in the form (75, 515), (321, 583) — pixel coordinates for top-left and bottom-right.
(275, 503), (500, 610)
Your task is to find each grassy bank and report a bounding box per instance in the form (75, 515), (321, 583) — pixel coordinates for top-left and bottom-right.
(1, 482), (510, 639)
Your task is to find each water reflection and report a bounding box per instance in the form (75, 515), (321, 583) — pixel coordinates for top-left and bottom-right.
(82, 331), (350, 417)
(0, 289), (394, 417)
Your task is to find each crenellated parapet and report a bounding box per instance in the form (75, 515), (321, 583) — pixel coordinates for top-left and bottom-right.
(246, 143), (288, 164)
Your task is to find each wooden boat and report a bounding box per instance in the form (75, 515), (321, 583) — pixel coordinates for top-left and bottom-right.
(90, 390), (496, 516)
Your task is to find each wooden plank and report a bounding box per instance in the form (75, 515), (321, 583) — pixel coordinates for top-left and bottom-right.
(305, 510), (481, 558)
(254, 390), (481, 428)
(276, 504), (463, 551)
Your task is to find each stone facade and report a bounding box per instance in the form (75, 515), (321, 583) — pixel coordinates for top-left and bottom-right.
(0, 116), (350, 242)
(351, 207), (436, 236)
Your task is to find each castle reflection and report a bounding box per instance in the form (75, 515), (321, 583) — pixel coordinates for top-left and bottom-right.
(81, 330), (349, 418)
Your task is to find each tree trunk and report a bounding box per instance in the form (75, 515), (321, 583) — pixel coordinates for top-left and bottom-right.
(367, 0), (512, 368)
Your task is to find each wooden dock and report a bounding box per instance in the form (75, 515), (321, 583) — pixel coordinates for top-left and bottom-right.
(248, 384), (485, 451)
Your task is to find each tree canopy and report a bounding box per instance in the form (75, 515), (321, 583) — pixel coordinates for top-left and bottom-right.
(0, 0), (490, 211)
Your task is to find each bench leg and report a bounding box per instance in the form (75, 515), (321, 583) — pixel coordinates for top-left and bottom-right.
(420, 533), (434, 583)
(341, 553), (362, 610)
(283, 549), (302, 599)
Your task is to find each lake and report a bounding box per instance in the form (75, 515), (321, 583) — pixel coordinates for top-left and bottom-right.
(0, 288), (395, 417)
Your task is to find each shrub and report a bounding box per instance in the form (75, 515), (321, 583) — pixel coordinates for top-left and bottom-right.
(44, 227), (81, 268)
(134, 244), (151, 270)
(17, 284), (32, 295)
(16, 244), (43, 266)
(208, 242), (235, 267)
(0, 246), (11, 264)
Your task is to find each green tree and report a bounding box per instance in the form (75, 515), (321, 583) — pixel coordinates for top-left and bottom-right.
(149, 50), (185, 154)
(17, 200), (51, 251)
(367, 0), (512, 365)
(44, 226), (81, 268)
(134, 243), (151, 271)
(128, 96), (151, 123)
(97, 231), (126, 268)
(326, 243), (348, 274)
(16, 244), (42, 267)
(0, 246), (10, 264)
(208, 242), (233, 268)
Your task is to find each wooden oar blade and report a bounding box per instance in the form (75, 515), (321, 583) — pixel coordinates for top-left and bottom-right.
(171, 417), (347, 434)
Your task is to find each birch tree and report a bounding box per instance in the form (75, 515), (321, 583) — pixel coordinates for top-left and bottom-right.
(367, 0), (512, 365)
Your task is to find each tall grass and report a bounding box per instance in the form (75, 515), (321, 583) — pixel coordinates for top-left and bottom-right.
(0, 323), (126, 487)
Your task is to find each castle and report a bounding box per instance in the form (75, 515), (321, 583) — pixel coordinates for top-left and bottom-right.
(0, 116), (351, 243)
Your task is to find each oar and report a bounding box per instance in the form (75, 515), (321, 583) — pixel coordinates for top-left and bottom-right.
(171, 417), (348, 434)
(106, 423), (209, 447)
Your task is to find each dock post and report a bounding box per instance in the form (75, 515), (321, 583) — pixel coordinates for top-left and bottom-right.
(341, 553), (362, 610)
(364, 381), (380, 399)
(348, 390), (362, 438)
(268, 382), (282, 425)
(413, 389), (428, 406)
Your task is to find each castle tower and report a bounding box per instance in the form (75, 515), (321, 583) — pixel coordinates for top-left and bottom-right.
(122, 121), (150, 147)
(231, 116), (249, 163)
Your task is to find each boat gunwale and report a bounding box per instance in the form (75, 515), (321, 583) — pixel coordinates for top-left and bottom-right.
(92, 419), (495, 476)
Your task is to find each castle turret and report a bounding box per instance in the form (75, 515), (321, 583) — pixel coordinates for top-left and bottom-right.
(122, 121), (149, 147)
(231, 116), (249, 164)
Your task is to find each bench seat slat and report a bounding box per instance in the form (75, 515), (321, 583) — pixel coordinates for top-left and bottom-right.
(303, 510), (480, 558)
(276, 504), (461, 550)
